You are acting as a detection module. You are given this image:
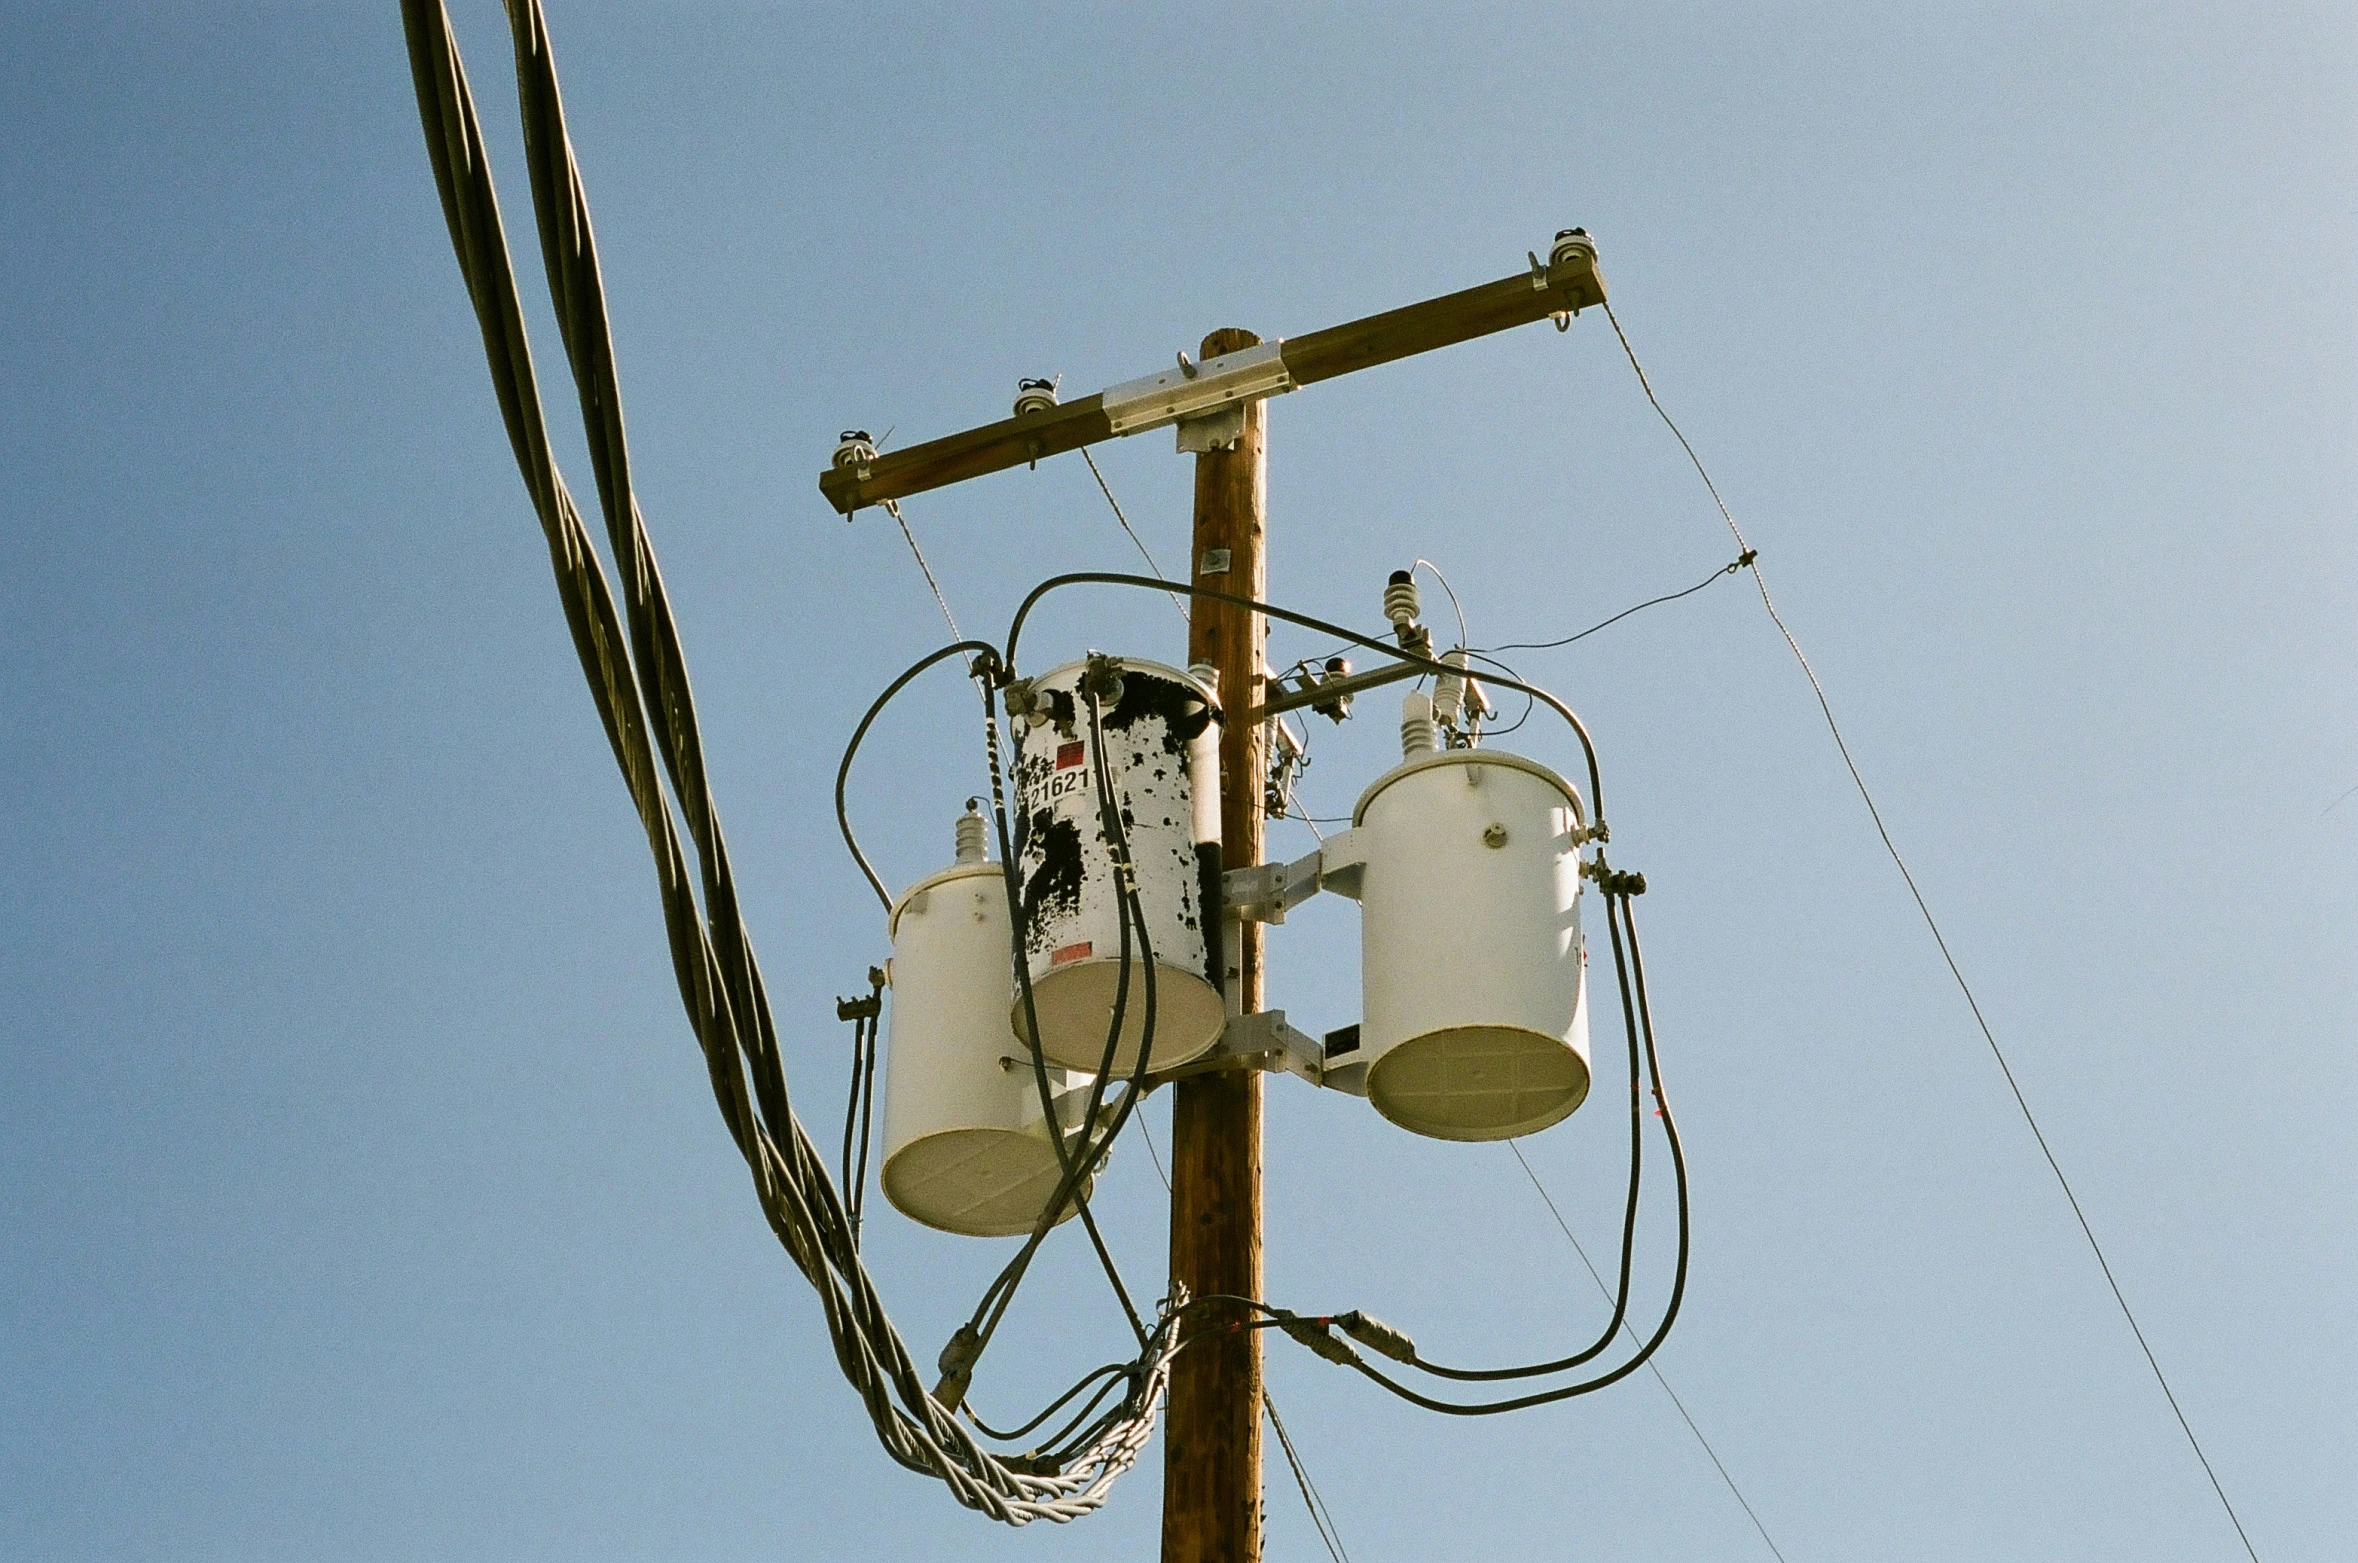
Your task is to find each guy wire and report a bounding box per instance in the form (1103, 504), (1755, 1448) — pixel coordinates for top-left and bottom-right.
(1510, 1139), (1790, 1563)
(1601, 297), (2263, 1563)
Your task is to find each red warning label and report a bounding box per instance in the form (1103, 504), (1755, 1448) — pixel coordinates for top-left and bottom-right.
(1056, 740), (1086, 770)
(1051, 941), (1094, 966)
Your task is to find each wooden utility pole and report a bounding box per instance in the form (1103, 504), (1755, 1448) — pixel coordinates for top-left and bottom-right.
(1165, 326), (1268, 1563)
(813, 234), (1608, 1562)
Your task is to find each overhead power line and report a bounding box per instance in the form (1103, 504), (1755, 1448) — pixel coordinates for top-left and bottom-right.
(1599, 300), (2264, 1563)
(399, 0), (1176, 1522)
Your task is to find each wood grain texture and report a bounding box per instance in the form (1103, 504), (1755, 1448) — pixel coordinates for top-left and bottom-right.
(1163, 326), (1267, 1563)
(812, 250), (1604, 514)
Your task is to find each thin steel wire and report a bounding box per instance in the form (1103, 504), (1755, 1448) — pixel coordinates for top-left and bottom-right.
(1080, 447), (1189, 625)
(1601, 298), (2263, 1563)
(1140, 1120), (1347, 1563)
(1476, 555), (1746, 654)
(1268, 1394), (1352, 1563)
(1509, 1141), (1789, 1563)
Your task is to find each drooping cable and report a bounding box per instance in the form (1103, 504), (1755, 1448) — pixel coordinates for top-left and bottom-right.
(1508, 1138), (1789, 1563)
(1314, 889), (1690, 1415)
(399, 0), (1174, 1521)
(836, 639), (1002, 911)
(1004, 573), (1701, 1401)
(1381, 859), (1648, 1383)
(956, 679), (1164, 1379)
(1601, 299), (2262, 1562)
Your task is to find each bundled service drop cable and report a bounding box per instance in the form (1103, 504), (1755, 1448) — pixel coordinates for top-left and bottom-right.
(398, 0), (1176, 1523)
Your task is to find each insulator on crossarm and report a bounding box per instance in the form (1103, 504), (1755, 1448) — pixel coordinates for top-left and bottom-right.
(1383, 570), (1421, 635)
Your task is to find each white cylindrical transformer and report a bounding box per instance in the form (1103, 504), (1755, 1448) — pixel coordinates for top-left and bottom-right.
(881, 816), (1091, 1238)
(1010, 656), (1225, 1076)
(1349, 748), (1591, 1141)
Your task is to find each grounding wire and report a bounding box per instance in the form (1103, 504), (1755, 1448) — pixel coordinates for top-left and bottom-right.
(1079, 446), (1189, 626)
(1411, 558), (1471, 653)
(1509, 1140), (1791, 1563)
(1462, 649), (1538, 740)
(402, 0), (1177, 1522)
(1602, 298), (2263, 1563)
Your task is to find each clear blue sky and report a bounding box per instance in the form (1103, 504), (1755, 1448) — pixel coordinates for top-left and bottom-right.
(4, 3), (2351, 1559)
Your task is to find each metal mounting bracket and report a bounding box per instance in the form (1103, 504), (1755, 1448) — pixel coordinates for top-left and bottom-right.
(1150, 1009), (1327, 1088)
(1102, 340), (1294, 438)
(1222, 831), (1366, 924)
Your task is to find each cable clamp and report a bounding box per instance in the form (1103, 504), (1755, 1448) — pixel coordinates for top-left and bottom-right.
(1581, 859), (1647, 898)
(834, 973), (883, 1024)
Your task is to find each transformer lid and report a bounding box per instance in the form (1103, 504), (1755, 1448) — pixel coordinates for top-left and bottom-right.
(1351, 748), (1586, 829)
(888, 859), (1007, 940)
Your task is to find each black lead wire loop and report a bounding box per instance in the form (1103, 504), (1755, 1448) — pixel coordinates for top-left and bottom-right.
(836, 639), (1002, 909)
(1335, 889), (1692, 1415)
(1002, 572), (1607, 823)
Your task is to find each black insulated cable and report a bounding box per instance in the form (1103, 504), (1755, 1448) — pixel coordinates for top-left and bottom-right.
(1304, 889), (1691, 1415)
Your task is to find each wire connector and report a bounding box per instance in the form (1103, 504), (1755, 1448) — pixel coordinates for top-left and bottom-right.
(1278, 1316), (1364, 1368)
(933, 1322), (984, 1410)
(835, 966), (885, 1022)
(1582, 859), (1647, 898)
(1334, 1310), (1417, 1364)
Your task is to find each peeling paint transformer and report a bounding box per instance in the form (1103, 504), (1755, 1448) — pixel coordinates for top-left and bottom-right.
(1007, 656), (1225, 1075)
